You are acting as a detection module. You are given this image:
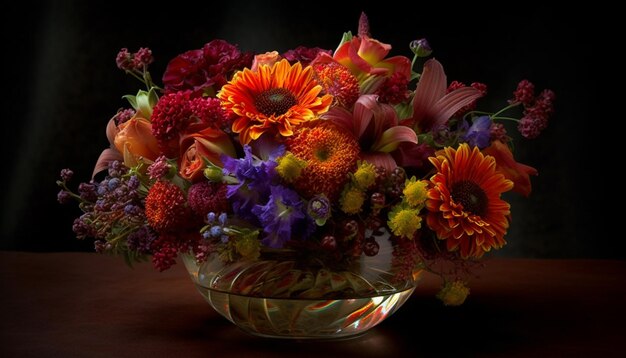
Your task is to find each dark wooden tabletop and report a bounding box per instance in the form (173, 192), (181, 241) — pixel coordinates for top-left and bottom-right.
(1, 252), (624, 357)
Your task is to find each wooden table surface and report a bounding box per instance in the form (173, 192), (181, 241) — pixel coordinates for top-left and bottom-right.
(1, 252), (624, 357)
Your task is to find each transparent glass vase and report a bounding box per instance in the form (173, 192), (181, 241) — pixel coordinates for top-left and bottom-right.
(181, 236), (420, 339)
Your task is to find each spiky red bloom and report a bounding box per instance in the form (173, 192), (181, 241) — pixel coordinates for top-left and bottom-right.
(145, 181), (189, 232)
(189, 97), (231, 130)
(313, 62), (360, 108)
(287, 122), (360, 200)
(151, 91), (193, 155)
(187, 181), (229, 218)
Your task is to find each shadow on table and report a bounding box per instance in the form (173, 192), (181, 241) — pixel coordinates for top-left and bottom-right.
(134, 294), (571, 357)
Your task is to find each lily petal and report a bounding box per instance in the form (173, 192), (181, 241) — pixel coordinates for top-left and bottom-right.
(322, 107), (354, 133)
(361, 152), (397, 172)
(372, 126), (418, 153)
(431, 87), (483, 128)
(412, 58), (447, 128)
(105, 118), (118, 145)
(353, 94), (378, 138)
(375, 56), (412, 80)
(357, 36), (391, 66)
(93, 148), (122, 178)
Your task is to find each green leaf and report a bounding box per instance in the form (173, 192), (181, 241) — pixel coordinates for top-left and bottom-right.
(135, 90), (153, 120)
(122, 94), (137, 109)
(147, 87), (159, 108)
(394, 102), (414, 120)
(334, 31), (353, 54)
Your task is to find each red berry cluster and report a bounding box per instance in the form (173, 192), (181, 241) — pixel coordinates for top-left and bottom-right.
(116, 47), (154, 72)
(511, 80), (556, 139)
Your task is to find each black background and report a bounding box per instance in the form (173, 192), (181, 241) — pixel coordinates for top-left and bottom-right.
(0, 2), (615, 258)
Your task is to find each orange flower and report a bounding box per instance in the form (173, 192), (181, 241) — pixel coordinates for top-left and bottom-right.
(426, 144), (513, 258)
(251, 51), (281, 71)
(332, 36), (411, 81)
(482, 140), (538, 197)
(287, 122), (360, 200)
(218, 59), (333, 144)
(114, 115), (160, 164)
(178, 126), (235, 182)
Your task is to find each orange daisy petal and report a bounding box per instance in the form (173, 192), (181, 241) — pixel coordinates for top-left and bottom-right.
(425, 143), (513, 259)
(218, 59), (333, 144)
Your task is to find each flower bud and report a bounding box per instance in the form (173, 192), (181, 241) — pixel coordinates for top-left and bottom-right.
(204, 167), (224, 182)
(307, 194), (331, 226)
(251, 51), (281, 71)
(410, 38), (432, 57)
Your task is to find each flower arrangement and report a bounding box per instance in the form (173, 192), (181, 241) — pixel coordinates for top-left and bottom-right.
(57, 13), (554, 306)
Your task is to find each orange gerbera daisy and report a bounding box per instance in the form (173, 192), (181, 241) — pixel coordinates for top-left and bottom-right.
(218, 59), (333, 144)
(426, 144), (513, 258)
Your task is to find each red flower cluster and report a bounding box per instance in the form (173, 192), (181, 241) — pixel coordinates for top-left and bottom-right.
(116, 47), (154, 72)
(511, 80), (556, 138)
(162, 40), (253, 97)
(282, 46), (331, 66)
(518, 89), (556, 138)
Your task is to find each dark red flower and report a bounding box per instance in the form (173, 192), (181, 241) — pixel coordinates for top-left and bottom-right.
(187, 181), (229, 218)
(162, 40), (252, 97)
(282, 46), (331, 66)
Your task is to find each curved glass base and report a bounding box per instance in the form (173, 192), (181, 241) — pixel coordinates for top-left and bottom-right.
(182, 237), (420, 339)
(193, 284), (415, 339)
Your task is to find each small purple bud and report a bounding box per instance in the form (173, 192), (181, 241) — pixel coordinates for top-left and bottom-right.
(60, 169), (74, 182)
(218, 213), (227, 226)
(57, 190), (72, 204)
(410, 38), (432, 57)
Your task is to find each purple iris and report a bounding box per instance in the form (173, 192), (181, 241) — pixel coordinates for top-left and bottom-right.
(462, 116), (492, 149)
(221, 145), (284, 220)
(252, 185), (312, 248)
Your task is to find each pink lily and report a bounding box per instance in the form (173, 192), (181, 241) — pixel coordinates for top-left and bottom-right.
(404, 59), (483, 132)
(323, 94), (417, 171)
